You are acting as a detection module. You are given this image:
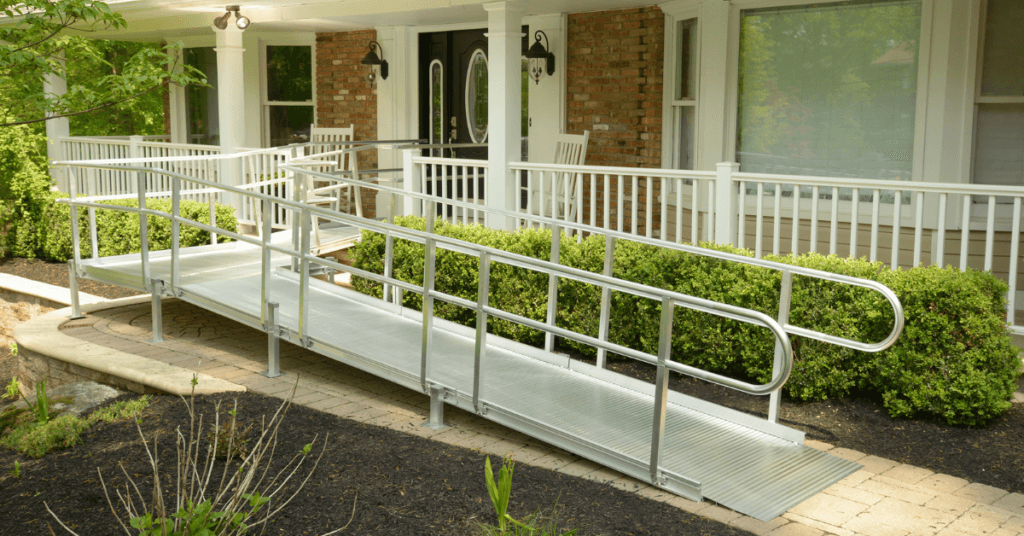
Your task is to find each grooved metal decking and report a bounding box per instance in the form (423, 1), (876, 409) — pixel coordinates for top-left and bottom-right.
(76, 231), (861, 521)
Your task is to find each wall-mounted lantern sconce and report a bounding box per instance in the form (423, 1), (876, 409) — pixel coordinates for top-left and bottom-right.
(213, 5), (250, 30)
(361, 41), (389, 86)
(525, 30), (555, 84)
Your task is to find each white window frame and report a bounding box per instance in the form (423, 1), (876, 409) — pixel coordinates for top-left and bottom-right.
(965, 0), (1024, 223)
(721, 0), (934, 229)
(725, 0), (932, 184)
(258, 36), (317, 148)
(661, 4), (701, 183)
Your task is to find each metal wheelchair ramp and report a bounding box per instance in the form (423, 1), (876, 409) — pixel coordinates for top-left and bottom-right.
(77, 234), (861, 521)
(57, 156), (902, 522)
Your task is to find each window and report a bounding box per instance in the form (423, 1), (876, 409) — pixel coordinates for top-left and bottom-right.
(465, 49), (488, 143)
(671, 17), (698, 172)
(972, 0), (1024, 192)
(736, 0), (922, 189)
(184, 48), (219, 145)
(264, 45), (313, 147)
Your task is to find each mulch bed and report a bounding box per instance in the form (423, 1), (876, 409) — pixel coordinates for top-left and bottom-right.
(0, 257), (143, 300)
(0, 392), (750, 535)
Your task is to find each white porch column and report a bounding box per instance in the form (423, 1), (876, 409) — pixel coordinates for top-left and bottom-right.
(484, 1), (525, 230)
(43, 55), (70, 191)
(214, 25), (247, 213)
(695, 0), (731, 171)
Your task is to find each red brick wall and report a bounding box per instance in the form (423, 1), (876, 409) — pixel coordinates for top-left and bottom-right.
(566, 6), (665, 235)
(316, 29), (379, 216)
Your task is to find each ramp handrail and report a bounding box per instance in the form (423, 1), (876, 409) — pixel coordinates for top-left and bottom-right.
(55, 162), (796, 393)
(54, 159), (903, 418)
(54, 159), (905, 487)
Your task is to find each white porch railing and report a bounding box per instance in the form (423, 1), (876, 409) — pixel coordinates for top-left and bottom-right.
(57, 136), (223, 199)
(58, 139), (1023, 332)
(405, 154), (489, 225)
(498, 160), (1024, 333)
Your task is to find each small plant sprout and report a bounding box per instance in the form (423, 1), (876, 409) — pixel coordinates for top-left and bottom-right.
(10, 461), (21, 478)
(22, 379), (53, 425)
(8, 342), (16, 356)
(4, 377), (20, 401)
(484, 455), (533, 533)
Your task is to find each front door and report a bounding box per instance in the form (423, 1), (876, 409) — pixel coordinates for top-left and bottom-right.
(418, 28), (529, 212)
(419, 29), (491, 161)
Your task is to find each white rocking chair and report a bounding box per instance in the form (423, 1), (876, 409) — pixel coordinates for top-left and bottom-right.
(525, 131), (590, 222)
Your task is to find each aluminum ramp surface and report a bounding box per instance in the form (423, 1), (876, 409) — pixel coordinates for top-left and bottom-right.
(76, 235), (861, 521)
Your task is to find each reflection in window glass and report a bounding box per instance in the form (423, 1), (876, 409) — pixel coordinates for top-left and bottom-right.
(677, 107), (695, 170)
(736, 0), (921, 184)
(266, 46), (312, 102)
(430, 60), (443, 156)
(185, 47), (219, 145)
(676, 18), (697, 101)
(466, 49), (488, 143)
(980, 0), (1024, 97)
(269, 106), (314, 146)
(973, 104), (1024, 189)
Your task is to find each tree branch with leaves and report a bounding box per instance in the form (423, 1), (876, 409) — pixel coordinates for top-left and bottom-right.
(0, 0), (205, 128)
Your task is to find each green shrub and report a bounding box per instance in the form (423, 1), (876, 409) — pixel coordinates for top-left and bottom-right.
(871, 267), (1020, 425)
(21, 194), (237, 262)
(351, 217), (1020, 426)
(0, 125), (53, 258)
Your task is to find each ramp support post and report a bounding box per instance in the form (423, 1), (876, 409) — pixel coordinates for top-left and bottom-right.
(649, 297), (674, 484)
(595, 234), (615, 368)
(769, 270), (793, 423)
(68, 261), (84, 320)
(150, 279), (163, 343)
(261, 301), (284, 378)
(424, 385), (447, 430)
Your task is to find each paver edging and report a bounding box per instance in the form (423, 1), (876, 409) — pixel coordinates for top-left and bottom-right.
(14, 295), (245, 396)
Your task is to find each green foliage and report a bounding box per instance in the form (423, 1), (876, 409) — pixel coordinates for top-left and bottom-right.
(0, 124), (52, 257)
(24, 379), (52, 425)
(3, 376), (19, 400)
(3, 190), (238, 261)
(480, 456), (582, 536)
(0, 395), (152, 458)
(130, 493), (268, 536)
(1, 414), (89, 458)
(9, 460), (20, 478)
(0, 1), (205, 127)
(65, 40), (173, 136)
(87, 395), (152, 424)
(871, 267), (1020, 425)
(485, 456), (515, 533)
(351, 218), (1021, 426)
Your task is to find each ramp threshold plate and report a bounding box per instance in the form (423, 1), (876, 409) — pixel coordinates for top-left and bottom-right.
(78, 237), (861, 521)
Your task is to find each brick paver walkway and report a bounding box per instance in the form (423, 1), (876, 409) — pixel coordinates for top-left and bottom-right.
(59, 299), (1024, 536)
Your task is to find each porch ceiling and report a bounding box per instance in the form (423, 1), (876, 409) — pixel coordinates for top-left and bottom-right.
(10, 0), (662, 41)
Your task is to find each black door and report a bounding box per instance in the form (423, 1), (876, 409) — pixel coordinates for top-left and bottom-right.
(419, 29), (491, 162)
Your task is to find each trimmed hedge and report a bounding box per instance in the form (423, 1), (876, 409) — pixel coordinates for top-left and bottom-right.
(351, 216), (1020, 426)
(2, 192), (237, 261)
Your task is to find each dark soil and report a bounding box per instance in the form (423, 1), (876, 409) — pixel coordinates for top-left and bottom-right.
(0, 392), (752, 535)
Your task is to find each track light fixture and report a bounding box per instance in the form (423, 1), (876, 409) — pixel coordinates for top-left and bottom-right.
(361, 41), (388, 86)
(213, 5), (250, 30)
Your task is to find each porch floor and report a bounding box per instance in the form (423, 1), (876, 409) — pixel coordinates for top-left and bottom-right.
(74, 233), (860, 521)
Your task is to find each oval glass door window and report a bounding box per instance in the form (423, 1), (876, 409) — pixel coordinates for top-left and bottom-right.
(465, 49), (488, 143)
